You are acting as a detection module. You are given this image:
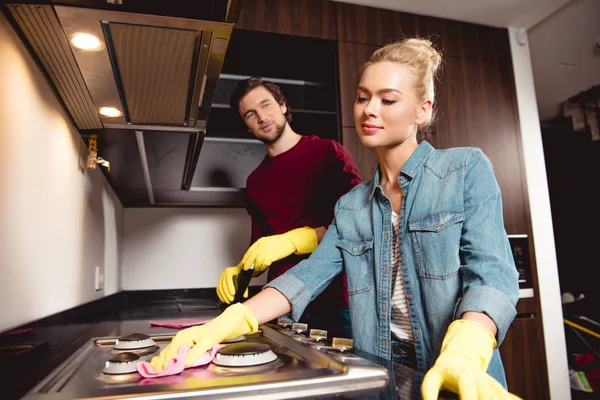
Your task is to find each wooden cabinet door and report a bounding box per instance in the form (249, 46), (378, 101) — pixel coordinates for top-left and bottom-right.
(434, 53), (528, 234)
(336, 2), (509, 62)
(337, 41), (379, 128)
(235, 0), (337, 39)
(337, 40), (379, 180)
(500, 314), (550, 399)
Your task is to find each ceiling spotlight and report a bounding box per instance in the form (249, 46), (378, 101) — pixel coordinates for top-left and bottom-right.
(99, 107), (123, 117)
(71, 33), (102, 50)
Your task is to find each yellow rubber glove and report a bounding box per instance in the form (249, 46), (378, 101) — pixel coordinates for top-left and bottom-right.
(216, 265), (249, 304)
(239, 226), (318, 273)
(421, 319), (522, 400)
(149, 303), (258, 371)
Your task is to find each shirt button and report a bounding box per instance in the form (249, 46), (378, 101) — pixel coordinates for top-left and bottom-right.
(353, 247), (358, 253)
(385, 233), (389, 241)
(383, 339), (387, 347)
(383, 267), (388, 274)
(414, 333), (419, 340)
(406, 293), (411, 300)
(383, 303), (387, 311)
(400, 176), (405, 181)
(434, 220), (440, 228)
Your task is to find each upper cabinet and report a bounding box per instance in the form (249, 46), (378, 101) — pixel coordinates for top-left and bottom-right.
(336, 2), (510, 62)
(206, 29), (341, 142)
(435, 56), (529, 234)
(235, 0), (337, 39)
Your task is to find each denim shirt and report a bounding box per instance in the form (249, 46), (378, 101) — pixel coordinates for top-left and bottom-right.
(266, 141), (519, 390)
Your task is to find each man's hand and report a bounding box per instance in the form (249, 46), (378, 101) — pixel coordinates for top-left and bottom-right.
(216, 265), (249, 304)
(239, 227), (318, 273)
(421, 319), (522, 400)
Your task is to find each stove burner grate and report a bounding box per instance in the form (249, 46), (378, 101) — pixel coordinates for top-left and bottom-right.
(110, 332), (160, 356)
(213, 342), (278, 367)
(97, 352), (143, 384)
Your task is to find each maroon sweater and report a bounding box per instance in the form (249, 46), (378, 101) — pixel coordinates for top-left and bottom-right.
(245, 135), (361, 310)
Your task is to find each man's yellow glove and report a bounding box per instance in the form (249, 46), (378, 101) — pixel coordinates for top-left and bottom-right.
(421, 319), (522, 400)
(149, 303), (258, 371)
(216, 265), (249, 304)
(239, 226), (318, 273)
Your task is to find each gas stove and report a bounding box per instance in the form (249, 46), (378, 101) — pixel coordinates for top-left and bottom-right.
(22, 319), (389, 399)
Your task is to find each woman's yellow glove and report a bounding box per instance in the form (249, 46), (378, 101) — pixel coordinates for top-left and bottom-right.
(421, 319), (522, 400)
(216, 265), (249, 304)
(149, 303), (258, 371)
(239, 226), (318, 273)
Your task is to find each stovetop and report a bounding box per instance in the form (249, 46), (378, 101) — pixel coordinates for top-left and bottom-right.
(22, 319), (389, 399)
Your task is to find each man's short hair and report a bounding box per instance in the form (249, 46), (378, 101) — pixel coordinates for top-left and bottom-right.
(229, 77), (292, 123)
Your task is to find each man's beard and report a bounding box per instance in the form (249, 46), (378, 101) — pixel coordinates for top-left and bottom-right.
(258, 121), (286, 145)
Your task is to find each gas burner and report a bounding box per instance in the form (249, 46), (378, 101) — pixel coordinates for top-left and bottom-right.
(213, 342), (278, 367)
(103, 352), (140, 374)
(110, 333), (159, 356)
(96, 352), (143, 384)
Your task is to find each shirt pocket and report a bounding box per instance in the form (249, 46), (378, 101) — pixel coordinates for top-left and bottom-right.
(408, 210), (464, 280)
(335, 237), (374, 296)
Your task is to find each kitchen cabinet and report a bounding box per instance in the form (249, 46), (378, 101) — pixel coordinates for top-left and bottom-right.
(336, 1), (510, 63)
(235, 0), (337, 39)
(500, 299), (550, 399)
(208, 29), (341, 142)
(434, 54), (529, 235)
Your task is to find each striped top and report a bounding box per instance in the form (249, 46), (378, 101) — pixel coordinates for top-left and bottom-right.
(390, 211), (414, 399)
(390, 211), (413, 342)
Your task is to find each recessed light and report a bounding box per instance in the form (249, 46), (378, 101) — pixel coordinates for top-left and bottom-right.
(71, 33), (102, 50)
(99, 107), (123, 117)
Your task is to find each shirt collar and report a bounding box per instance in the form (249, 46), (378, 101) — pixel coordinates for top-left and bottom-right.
(368, 141), (434, 200)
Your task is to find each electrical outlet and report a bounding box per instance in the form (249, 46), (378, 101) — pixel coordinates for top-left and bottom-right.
(94, 266), (104, 291)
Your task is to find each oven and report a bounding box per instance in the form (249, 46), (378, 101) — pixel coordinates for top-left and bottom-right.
(508, 234), (534, 299)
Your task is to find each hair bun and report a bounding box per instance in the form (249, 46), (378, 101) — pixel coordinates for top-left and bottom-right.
(403, 38), (442, 74)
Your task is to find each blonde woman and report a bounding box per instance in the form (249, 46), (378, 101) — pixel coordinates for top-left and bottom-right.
(152, 38), (521, 400)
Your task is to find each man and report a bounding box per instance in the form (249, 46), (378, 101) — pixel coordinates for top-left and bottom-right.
(216, 77), (361, 338)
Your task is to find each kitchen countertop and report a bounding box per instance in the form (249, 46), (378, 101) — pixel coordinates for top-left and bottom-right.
(2, 291), (425, 400)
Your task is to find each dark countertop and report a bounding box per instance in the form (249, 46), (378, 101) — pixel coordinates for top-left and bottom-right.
(0, 290), (224, 400)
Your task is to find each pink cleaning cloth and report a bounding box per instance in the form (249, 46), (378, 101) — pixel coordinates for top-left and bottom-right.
(136, 344), (225, 378)
(148, 318), (212, 329)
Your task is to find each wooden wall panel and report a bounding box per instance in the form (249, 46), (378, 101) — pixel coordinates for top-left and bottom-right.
(336, 2), (509, 62)
(236, 0), (337, 39)
(337, 41), (379, 128)
(342, 127), (378, 181)
(434, 55), (528, 234)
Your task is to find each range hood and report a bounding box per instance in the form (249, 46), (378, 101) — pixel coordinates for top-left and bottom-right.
(4, 0), (243, 206)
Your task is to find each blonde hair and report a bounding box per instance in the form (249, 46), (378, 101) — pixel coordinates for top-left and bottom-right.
(360, 38), (442, 132)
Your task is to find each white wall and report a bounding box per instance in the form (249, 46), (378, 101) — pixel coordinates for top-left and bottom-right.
(122, 208), (266, 290)
(0, 13), (123, 333)
(508, 27), (570, 400)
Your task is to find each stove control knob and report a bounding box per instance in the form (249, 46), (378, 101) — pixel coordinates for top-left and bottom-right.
(291, 322), (308, 334)
(332, 337), (353, 352)
(309, 329), (327, 342)
(277, 317), (293, 328)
